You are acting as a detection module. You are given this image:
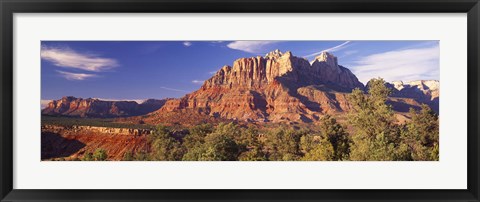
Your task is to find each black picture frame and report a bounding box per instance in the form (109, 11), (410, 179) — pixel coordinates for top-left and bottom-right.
(1, 0), (479, 201)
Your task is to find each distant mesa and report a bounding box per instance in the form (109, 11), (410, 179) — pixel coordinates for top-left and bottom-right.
(43, 50), (439, 124)
(42, 96), (169, 118)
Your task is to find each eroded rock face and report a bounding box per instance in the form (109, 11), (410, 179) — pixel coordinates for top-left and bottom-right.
(42, 96), (169, 118)
(41, 125), (150, 160)
(311, 52), (364, 90)
(203, 50), (363, 91)
(148, 50), (366, 123)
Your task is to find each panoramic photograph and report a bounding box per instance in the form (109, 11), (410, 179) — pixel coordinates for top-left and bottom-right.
(41, 40), (439, 161)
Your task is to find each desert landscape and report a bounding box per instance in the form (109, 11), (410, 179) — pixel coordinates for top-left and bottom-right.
(41, 41), (439, 161)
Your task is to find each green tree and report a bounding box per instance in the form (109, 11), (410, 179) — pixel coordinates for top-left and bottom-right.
(214, 122), (242, 139)
(182, 145), (208, 161)
(236, 127), (267, 161)
(182, 124), (214, 161)
(149, 125), (185, 161)
(199, 132), (239, 161)
(134, 150), (150, 161)
(300, 134), (335, 161)
(403, 104), (439, 161)
(238, 147), (268, 161)
(183, 124), (213, 149)
(123, 151), (134, 161)
(92, 148), (108, 161)
(82, 152), (94, 161)
(318, 115), (351, 160)
(299, 133), (316, 153)
(348, 78), (409, 161)
(182, 122), (242, 161)
(265, 128), (303, 161)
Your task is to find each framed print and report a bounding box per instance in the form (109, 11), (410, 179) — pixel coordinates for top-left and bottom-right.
(1, 0), (479, 201)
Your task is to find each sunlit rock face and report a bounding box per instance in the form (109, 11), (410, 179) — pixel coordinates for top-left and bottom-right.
(202, 50), (363, 91)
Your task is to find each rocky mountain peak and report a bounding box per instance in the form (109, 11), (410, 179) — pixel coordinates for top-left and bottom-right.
(391, 81), (405, 90)
(202, 50), (363, 91)
(408, 80), (439, 91)
(264, 49), (283, 59)
(61, 96), (78, 102)
(314, 51), (338, 67)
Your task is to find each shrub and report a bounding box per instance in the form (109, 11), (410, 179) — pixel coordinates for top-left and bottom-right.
(123, 151), (134, 161)
(93, 148), (108, 161)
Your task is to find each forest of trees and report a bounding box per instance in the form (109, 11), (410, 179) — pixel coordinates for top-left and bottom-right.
(87, 78), (439, 161)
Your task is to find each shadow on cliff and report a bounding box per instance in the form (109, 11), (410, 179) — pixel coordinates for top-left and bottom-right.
(41, 132), (86, 160)
(276, 76), (323, 118)
(387, 100), (421, 113)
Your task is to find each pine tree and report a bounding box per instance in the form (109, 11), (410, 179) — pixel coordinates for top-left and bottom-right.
(348, 78), (408, 161)
(301, 134), (335, 161)
(150, 125), (185, 161)
(265, 128), (303, 161)
(403, 104), (439, 161)
(319, 115), (351, 160)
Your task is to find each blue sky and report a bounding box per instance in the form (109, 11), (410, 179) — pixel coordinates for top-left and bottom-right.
(41, 40), (439, 105)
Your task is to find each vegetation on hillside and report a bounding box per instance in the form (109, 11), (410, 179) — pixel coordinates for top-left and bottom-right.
(111, 78), (438, 161)
(45, 78), (439, 161)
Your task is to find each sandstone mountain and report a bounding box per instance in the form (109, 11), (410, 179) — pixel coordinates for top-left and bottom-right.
(42, 96), (169, 118)
(141, 50), (434, 124)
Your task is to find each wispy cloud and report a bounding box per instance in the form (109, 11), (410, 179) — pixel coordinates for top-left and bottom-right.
(304, 41), (351, 58)
(160, 86), (189, 93)
(350, 44), (440, 84)
(209, 71), (217, 75)
(342, 50), (359, 57)
(209, 41), (225, 47)
(192, 80), (204, 84)
(56, 70), (98, 81)
(41, 46), (118, 72)
(227, 41), (278, 54)
(183, 41), (192, 47)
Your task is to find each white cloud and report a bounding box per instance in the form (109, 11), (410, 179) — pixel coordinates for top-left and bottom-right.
(41, 46), (118, 72)
(183, 41), (192, 47)
(209, 71), (217, 75)
(56, 70), (98, 81)
(192, 80), (204, 84)
(160, 86), (189, 93)
(350, 45), (440, 84)
(226, 41), (278, 53)
(304, 41), (351, 58)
